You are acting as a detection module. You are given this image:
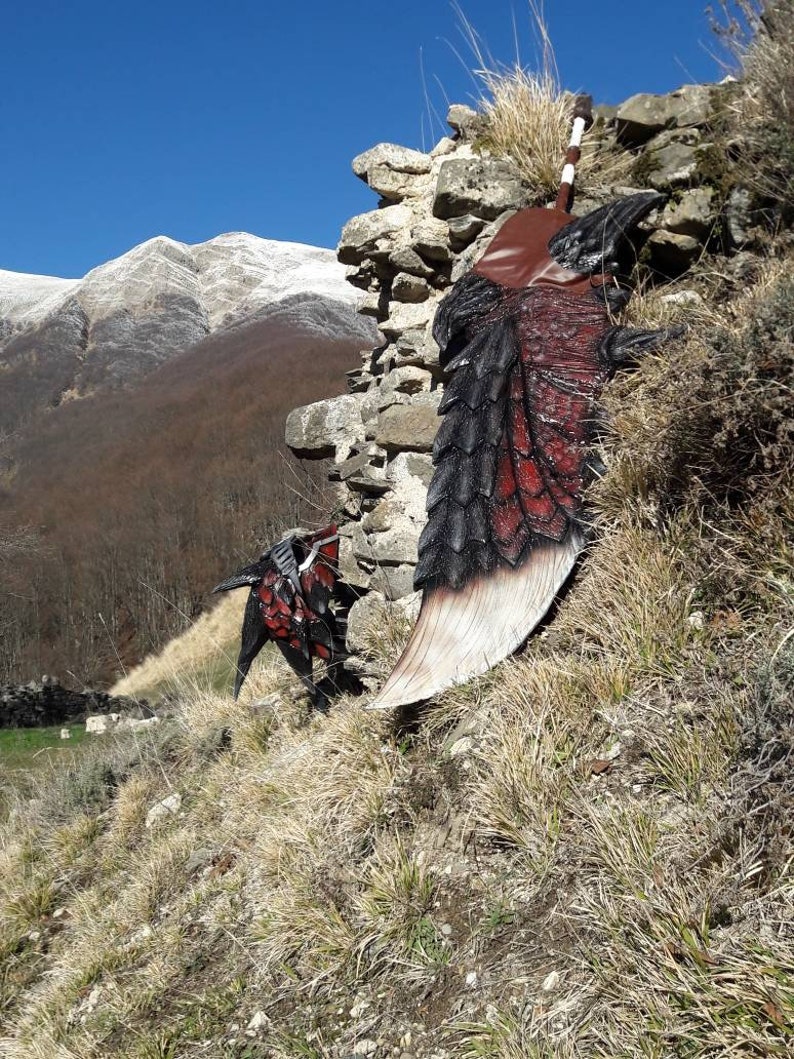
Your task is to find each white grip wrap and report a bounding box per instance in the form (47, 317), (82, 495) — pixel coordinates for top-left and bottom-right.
(570, 116), (587, 149)
(561, 163), (576, 186)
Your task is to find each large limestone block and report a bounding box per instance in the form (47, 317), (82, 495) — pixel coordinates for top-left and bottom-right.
(375, 401), (440, 452)
(337, 204), (414, 265)
(617, 84), (713, 145)
(380, 299), (437, 340)
(433, 158), (524, 221)
(285, 394), (365, 459)
(353, 143), (433, 180)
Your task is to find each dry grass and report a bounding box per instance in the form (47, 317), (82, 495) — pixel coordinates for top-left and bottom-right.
(3, 65), (794, 1059)
(457, 5), (632, 197)
(711, 1), (794, 217)
(111, 590), (247, 701)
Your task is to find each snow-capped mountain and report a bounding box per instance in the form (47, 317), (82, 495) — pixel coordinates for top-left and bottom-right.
(0, 232), (374, 431)
(0, 232), (359, 330)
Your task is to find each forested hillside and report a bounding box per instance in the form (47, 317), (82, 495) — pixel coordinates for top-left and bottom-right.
(0, 314), (361, 685)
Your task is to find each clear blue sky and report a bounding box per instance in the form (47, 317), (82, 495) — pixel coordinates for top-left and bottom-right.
(1, 1), (722, 278)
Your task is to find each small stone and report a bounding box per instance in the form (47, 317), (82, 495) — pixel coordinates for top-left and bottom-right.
(338, 205), (414, 266)
(411, 217), (452, 262)
(388, 247), (434, 279)
(357, 290), (385, 319)
(246, 1011), (270, 1035)
(85, 713), (120, 734)
(726, 185), (754, 247)
(687, 611), (705, 630)
(60, 728), (71, 740)
(647, 230), (700, 273)
(380, 300), (435, 340)
(431, 137), (456, 157)
(660, 290), (704, 308)
(353, 143), (432, 180)
(379, 365), (433, 397)
(448, 736), (475, 758)
(285, 394), (365, 459)
(542, 971), (561, 992)
(465, 971), (478, 986)
(441, 923), (453, 936)
(369, 563), (418, 600)
(646, 142), (699, 189)
(353, 1040), (378, 1056)
(616, 84), (713, 145)
(446, 103), (487, 140)
(447, 214), (485, 248)
(145, 792), (182, 829)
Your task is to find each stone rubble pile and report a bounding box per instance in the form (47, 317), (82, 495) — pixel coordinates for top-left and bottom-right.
(0, 676), (146, 729)
(285, 83), (758, 666)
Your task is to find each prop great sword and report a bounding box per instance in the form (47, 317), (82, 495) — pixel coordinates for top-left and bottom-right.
(371, 96), (678, 710)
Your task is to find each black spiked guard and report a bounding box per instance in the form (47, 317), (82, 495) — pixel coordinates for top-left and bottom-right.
(549, 191), (665, 276)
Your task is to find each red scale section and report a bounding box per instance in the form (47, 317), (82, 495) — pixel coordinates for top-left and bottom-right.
(489, 287), (609, 549)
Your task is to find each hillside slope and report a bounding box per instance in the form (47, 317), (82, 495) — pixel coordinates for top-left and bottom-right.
(1, 10), (793, 1057)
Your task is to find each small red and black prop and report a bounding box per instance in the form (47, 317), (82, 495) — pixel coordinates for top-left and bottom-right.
(213, 525), (345, 710)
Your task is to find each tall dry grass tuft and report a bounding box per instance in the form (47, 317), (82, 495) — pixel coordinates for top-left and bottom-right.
(457, 4), (632, 196)
(711, 1), (794, 216)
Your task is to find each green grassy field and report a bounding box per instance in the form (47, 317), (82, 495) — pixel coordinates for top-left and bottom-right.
(0, 724), (89, 774)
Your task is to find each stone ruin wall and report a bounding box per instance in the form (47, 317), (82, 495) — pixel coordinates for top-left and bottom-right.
(284, 83), (758, 677)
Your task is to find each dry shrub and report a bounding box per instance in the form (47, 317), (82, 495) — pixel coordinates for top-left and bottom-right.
(459, 6), (632, 197)
(711, 1), (794, 218)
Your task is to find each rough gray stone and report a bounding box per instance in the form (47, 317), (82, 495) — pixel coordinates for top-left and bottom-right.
(356, 290), (385, 319)
(660, 187), (716, 237)
(392, 273), (430, 303)
(378, 365), (433, 396)
(370, 564), (418, 600)
(617, 84), (714, 144)
(352, 143), (433, 180)
(446, 103), (488, 141)
(285, 394), (364, 458)
(646, 141), (699, 189)
(145, 793), (182, 829)
(411, 217), (452, 262)
(447, 214), (485, 249)
(337, 205), (414, 265)
(433, 158), (524, 221)
(387, 451), (434, 486)
(430, 136), (457, 157)
(346, 591), (391, 656)
(375, 403), (439, 452)
(367, 165), (432, 202)
(388, 247), (434, 278)
(726, 185), (754, 247)
(380, 299), (436, 340)
(648, 230), (701, 272)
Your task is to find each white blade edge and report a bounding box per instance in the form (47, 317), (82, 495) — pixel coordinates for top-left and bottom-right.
(368, 535), (583, 710)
